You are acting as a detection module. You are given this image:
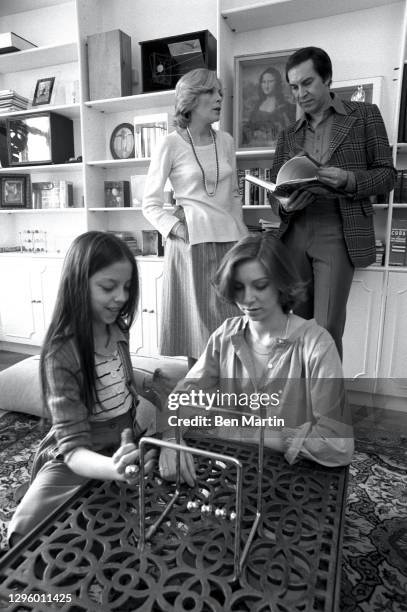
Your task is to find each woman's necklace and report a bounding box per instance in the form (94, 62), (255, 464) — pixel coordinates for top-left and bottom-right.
(249, 313), (291, 355)
(186, 126), (219, 197)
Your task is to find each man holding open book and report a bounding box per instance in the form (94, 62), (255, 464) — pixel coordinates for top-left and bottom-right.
(269, 46), (395, 358)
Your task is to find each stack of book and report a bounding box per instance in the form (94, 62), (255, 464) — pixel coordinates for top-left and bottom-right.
(0, 89), (29, 113)
(108, 231), (141, 255)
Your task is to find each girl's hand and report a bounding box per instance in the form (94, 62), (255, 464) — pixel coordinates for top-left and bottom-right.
(152, 368), (173, 397)
(159, 444), (196, 487)
(112, 428), (156, 484)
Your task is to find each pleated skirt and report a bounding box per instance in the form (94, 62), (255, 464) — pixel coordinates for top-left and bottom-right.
(160, 238), (241, 359)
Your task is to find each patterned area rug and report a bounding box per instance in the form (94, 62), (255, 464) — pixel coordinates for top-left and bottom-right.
(0, 412), (44, 552)
(0, 411), (406, 611)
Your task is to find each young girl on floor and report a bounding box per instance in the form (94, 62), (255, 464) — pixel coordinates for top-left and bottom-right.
(8, 231), (160, 544)
(159, 233), (354, 486)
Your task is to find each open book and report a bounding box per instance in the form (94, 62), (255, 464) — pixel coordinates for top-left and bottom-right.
(245, 155), (342, 199)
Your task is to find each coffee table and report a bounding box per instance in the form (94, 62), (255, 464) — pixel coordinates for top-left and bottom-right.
(0, 435), (348, 611)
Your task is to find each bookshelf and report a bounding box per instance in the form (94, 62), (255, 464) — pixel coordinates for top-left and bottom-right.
(0, 0), (218, 353)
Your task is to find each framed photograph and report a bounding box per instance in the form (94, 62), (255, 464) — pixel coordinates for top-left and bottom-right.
(331, 77), (383, 108)
(110, 123), (135, 159)
(32, 77), (55, 106)
(0, 174), (31, 209)
(234, 50), (298, 152)
(104, 180), (130, 207)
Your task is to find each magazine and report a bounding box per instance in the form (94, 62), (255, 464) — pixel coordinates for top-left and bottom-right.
(245, 155), (343, 198)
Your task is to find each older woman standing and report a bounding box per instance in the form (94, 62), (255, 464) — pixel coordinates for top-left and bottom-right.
(143, 68), (248, 368)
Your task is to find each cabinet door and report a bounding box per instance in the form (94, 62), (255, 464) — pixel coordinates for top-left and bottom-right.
(0, 257), (63, 346)
(0, 259), (37, 343)
(130, 260), (164, 356)
(376, 272), (407, 404)
(34, 259), (63, 339)
(342, 270), (385, 382)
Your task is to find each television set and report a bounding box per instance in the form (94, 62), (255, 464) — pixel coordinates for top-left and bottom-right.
(6, 111), (74, 166)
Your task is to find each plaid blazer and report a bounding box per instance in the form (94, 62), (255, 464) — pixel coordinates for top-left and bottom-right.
(271, 100), (396, 267)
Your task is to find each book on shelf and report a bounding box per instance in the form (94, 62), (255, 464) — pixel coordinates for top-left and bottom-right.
(393, 170), (403, 203)
(400, 169), (407, 204)
(244, 154), (345, 200)
(134, 113), (168, 158)
(244, 168), (262, 206)
(242, 167), (273, 206)
(389, 219), (407, 266)
(398, 63), (407, 143)
(237, 168), (246, 198)
(32, 181), (73, 209)
(374, 239), (385, 266)
(0, 32), (37, 54)
(104, 181), (130, 207)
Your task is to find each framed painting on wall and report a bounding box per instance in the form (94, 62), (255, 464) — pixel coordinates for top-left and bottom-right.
(234, 50), (298, 152)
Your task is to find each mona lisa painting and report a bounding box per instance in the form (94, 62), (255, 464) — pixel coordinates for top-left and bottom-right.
(234, 50), (298, 151)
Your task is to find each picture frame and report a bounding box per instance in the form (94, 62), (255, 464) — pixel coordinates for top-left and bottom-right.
(331, 76), (383, 108)
(32, 77), (55, 106)
(109, 123), (135, 159)
(0, 174), (31, 209)
(234, 50), (298, 152)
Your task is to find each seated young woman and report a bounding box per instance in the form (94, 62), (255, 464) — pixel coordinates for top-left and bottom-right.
(158, 233), (354, 486)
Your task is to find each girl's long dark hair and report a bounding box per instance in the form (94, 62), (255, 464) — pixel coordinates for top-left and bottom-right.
(40, 231), (139, 414)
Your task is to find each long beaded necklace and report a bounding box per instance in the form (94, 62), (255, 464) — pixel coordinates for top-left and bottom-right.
(186, 126), (219, 197)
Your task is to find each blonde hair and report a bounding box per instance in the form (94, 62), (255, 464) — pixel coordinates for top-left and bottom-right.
(174, 68), (222, 128)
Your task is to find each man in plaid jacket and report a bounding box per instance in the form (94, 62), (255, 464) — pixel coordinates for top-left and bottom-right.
(270, 46), (395, 358)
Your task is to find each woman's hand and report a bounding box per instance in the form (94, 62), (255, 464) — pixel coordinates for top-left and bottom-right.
(112, 428), (156, 484)
(159, 443), (196, 487)
(171, 221), (188, 242)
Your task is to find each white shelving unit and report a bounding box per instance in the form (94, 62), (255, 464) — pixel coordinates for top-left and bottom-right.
(0, 0), (218, 355)
(220, 0), (389, 32)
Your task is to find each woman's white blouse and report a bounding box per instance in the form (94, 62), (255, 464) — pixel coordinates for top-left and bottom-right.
(142, 130), (248, 245)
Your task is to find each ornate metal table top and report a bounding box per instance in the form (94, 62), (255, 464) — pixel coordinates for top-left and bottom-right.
(0, 436), (348, 611)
